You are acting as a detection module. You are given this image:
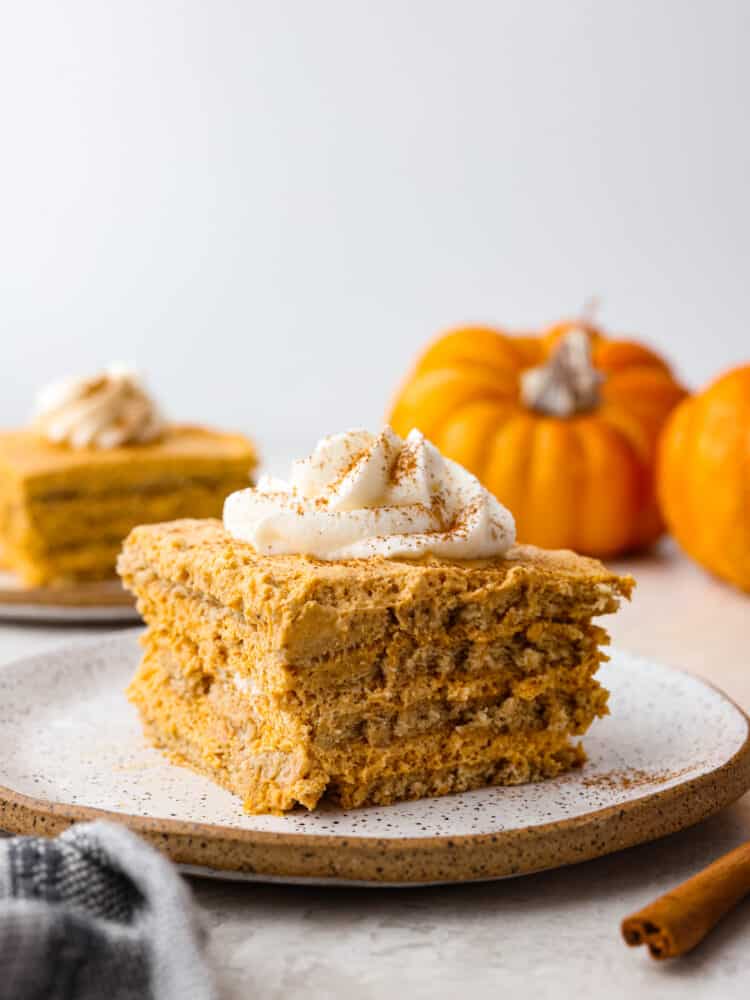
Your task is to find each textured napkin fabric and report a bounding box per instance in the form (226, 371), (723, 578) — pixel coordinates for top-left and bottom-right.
(0, 821), (216, 1000)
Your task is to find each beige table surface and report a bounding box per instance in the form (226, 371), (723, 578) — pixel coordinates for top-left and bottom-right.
(1, 540), (749, 999)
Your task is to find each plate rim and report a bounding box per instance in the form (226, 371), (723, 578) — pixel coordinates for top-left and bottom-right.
(1, 634), (749, 884)
(0, 570), (136, 607)
(0, 604), (140, 624)
(0, 572), (139, 623)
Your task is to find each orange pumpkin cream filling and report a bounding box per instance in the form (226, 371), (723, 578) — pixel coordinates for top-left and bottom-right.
(119, 518), (632, 813)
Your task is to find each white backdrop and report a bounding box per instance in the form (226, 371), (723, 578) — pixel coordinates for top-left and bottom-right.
(1, 1), (748, 462)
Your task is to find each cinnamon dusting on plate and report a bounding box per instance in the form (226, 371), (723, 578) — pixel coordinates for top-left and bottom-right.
(582, 764), (696, 791)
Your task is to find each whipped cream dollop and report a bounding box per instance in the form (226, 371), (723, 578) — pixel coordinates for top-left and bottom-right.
(33, 365), (165, 449)
(223, 427), (516, 560)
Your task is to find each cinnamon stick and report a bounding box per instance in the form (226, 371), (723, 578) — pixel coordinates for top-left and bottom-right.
(621, 840), (750, 959)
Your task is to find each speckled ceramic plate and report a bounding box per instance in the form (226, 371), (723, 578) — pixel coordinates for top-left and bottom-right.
(0, 571), (139, 623)
(1, 631), (749, 886)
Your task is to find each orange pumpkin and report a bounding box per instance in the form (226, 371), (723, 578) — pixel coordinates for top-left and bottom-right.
(388, 321), (687, 557)
(658, 365), (750, 592)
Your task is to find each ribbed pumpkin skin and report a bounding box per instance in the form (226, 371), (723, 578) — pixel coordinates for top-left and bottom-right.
(658, 366), (750, 591)
(389, 322), (687, 557)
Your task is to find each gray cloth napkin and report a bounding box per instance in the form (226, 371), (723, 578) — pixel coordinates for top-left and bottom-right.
(0, 821), (217, 1000)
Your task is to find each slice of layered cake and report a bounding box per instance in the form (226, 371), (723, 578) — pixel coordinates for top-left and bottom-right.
(119, 428), (632, 813)
(0, 367), (257, 586)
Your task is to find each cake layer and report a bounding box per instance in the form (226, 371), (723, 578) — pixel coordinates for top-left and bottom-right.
(7, 539), (126, 585)
(133, 569), (609, 699)
(146, 630), (608, 749)
(130, 656), (589, 812)
(129, 638), (605, 812)
(0, 426), (257, 497)
(119, 519), (631, 662)
(330, 744), (585, 809)
(5, 478), (250, 555)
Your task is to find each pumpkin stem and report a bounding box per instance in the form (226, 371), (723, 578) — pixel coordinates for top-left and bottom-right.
(579, 296), (600, 326)
(520, 328), (603, 417)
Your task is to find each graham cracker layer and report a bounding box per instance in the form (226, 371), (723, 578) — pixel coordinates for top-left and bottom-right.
(132, 568), (610, 695)
(144, 629), (609, 749)
(118, 518), (632, 660)
(129, 646), (598, 812)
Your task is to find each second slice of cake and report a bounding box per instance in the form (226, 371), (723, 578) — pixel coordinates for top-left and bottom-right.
(0, 367), (257, 586)
(119, 427), (632, 814)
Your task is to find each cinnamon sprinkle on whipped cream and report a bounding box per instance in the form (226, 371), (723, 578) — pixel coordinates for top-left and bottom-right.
(33, 365), (165, 449)
(223, 427), (516, 560)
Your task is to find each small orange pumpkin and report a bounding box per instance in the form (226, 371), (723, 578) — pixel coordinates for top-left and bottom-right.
(659, 365), (750, 592)
(388, 321), (687, 557)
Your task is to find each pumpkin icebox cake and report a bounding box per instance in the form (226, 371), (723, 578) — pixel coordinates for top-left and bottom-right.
(0, 367), (257, 586)
(119, 427), (633, 813)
